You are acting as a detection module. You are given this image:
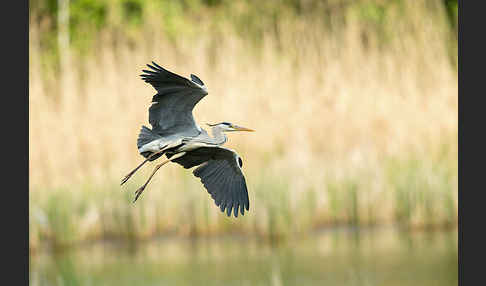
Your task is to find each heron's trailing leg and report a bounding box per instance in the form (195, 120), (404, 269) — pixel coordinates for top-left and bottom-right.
(133, 152), (186, 202)
(121, 158), (149, 186)
(121, 145), (168, 186)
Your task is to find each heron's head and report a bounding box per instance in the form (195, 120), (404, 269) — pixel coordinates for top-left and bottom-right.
(206, 122), (254, 132)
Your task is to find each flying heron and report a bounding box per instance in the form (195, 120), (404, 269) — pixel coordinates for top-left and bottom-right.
(121, 61), (254, 217)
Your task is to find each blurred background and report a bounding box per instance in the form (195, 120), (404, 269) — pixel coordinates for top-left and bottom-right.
(29, 0), (458, 285)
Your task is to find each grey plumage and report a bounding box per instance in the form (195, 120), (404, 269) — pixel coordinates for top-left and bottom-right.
(188, 147), (250, 218)
(137, 126), (163, 160)
(169, 147), (250, 217)
(141, 61), (208, 137)
(123, 61), (254, 218)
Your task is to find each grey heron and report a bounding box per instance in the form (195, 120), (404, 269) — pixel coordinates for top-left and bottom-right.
(121, 61), (254, 217)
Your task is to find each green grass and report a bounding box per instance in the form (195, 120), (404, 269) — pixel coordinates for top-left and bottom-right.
(385, 143), (457, 228)
(30, 148), (457, 251)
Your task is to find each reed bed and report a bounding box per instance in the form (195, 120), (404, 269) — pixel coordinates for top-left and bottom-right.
(29, 0), (457, 250)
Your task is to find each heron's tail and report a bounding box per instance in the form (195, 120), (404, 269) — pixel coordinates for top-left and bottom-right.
(137, 126), (157, 148)
(136, 126), (163, 160)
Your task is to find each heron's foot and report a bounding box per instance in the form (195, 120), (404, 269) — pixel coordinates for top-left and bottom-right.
(121, 173), (133, 186)
(133, 186), (146, 203)
(121, 159), (150, 186)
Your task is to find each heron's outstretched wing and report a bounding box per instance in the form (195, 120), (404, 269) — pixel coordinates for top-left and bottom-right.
(140, 62), (208, 137)
(169, 147), (250, 217)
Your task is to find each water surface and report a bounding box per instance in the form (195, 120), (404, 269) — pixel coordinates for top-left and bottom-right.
(30, 226), (457, 286)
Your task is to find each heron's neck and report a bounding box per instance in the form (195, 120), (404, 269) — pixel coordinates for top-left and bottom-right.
(211, 126), (227, 145)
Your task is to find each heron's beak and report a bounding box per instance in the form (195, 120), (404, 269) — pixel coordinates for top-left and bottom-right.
(233, 125), (255, 132)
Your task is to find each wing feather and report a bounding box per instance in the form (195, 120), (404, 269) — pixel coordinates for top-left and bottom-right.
(212, 163), (231, 208)
(171, 147), (250, 217)
(232, 180), (240, 217)
(140, 62), (208, 137)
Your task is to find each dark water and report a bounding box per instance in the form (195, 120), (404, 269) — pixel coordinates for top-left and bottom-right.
(30, 226), (457, 286)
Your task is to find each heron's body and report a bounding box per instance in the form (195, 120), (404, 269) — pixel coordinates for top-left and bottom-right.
(138, 125), (226, 155)
(121, 62), (253, 217)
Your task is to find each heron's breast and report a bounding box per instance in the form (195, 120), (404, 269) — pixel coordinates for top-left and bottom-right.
(177, 142), (214, 152)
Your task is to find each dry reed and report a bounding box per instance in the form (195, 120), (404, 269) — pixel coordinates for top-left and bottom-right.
(29, 0), (457, 249)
